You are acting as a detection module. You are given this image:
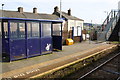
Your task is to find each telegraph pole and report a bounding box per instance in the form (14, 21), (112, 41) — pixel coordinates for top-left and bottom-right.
(60, 0), (62, 19)
(89, 20), (92, 44)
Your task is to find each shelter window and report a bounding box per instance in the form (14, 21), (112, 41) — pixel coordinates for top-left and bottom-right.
(19, 23), (25, 38)
(10, 22), (17, 38)
(32, 22), (39, 37)
(27, 23), (32, 38)
(3, 22), (8, 38)
(41, 22), (51, 37)
(0, 22), (1, 38)
(52, 23), (61, 36)
(10, 22), (25, 39)
(27, 22), (39, 38)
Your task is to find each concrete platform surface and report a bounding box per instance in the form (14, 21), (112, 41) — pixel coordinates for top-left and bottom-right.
(1, 41), (116, 78)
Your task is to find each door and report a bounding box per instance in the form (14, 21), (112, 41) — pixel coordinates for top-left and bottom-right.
(52, 23), (62, 50)
(2, 22), (10, 61)
(41, 22), (52, 54)
(71, 27), (74, 39)
(9, 21), (26, 60)
(77, 26), (82, 42)
(26, 22), (40, 57)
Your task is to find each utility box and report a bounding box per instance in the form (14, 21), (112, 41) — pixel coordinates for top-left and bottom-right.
(66, 39), (74, 45)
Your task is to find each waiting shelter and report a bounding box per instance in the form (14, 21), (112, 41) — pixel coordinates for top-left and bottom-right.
(0, 17), (62, 61)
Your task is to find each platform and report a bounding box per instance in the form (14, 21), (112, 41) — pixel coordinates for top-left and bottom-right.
(1, 41), (117, 78)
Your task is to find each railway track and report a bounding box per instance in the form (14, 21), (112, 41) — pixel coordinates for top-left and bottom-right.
(77, 51), (120, 80)
(64, 47), (120, 80)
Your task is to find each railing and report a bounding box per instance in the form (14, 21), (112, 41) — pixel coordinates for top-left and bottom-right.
(106, 11), (119, 40)
(97, 10), (120, 41)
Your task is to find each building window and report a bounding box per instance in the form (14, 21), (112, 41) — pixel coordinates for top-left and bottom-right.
(41, 22), (51, 37)
(52, 23), (61, 36)
(74, 27), (77, 36)
(10, 22), (25, 39)
(27, 22), (39, 38)
(74, 26), (82, 36)
(77, 26), (82, 36)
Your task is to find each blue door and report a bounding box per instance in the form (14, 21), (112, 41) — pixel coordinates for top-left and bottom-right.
(0, 21), (2, 61)
(41, 37), (52, 54)
(26, 22), (41, 57)
(41, 22), (52, 54)
(9, 21), (27, 60)
(52, 23), (62, 50)
(2, 22), (10, 61)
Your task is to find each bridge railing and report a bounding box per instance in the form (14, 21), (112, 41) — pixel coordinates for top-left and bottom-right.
(106, 11), (119, 40)
(97, 10), (119, 41)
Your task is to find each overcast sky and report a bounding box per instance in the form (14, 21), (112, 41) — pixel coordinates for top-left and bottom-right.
(0, 0), (120, 24)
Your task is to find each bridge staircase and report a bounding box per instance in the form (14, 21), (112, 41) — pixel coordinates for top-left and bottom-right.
(97, 10), (120, 42)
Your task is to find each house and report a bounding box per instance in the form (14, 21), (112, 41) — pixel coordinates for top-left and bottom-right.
(53, 6), (84, 44)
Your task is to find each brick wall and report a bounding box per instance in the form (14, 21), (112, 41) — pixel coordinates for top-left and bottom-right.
(62, 30), (68, 44)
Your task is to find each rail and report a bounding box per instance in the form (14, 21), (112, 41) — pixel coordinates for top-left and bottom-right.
(117, 76), (120, 80)
(77, 51), (120, 80)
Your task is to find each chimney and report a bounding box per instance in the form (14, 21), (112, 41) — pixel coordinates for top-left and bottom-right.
(18, 7), (23, 13)
(54, 6), (59, 12)
(68, 8), (71, 16)
(33, 7), (37, 14)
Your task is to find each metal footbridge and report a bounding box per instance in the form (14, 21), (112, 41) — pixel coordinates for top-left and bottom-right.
(97, 10), (120, 42)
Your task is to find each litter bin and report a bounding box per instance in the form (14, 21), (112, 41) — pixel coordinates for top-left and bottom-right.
(66, 39), (74, 45)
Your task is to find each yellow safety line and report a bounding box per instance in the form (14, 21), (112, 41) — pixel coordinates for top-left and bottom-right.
(30, 45), (117, 78)
(1, 44), (117, 78)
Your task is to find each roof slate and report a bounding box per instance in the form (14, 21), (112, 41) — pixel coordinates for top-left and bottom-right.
(1, 10), (59, 20)
(53, 11), (84, 21)
(1, 9), (84, 21)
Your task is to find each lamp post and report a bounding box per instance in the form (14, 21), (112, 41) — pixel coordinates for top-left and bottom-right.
(2, 4), (4, 17)
(104, 11), (109, 24)
(104, 11), (108, 17)
(89, 20), (92, 44)
(89, 24), (90, 44)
